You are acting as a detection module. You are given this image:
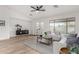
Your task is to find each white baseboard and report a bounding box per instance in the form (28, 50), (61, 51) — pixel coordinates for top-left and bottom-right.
(0, 37), (10, 40)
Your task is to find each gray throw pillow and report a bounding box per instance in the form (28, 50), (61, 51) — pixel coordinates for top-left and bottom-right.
(66, 37), (77, 47)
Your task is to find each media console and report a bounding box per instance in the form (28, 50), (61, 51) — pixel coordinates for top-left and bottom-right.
(16, 29), (29, 35)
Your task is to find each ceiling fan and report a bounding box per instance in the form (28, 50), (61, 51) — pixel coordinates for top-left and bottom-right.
(30, 5), (45, 12)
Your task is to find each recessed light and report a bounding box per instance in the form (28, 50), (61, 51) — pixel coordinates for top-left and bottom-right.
(53, 5), (59, 8)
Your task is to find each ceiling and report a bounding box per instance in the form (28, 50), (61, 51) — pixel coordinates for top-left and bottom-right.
(7, 5), (79, 19)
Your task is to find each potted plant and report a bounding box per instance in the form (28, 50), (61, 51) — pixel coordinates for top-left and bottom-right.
(15, 24), (22, 30)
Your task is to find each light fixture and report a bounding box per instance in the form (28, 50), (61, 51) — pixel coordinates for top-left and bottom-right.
(36, 11), (39, 12)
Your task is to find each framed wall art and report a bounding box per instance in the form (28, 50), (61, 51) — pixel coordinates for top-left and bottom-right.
(0, 20), (5, 26)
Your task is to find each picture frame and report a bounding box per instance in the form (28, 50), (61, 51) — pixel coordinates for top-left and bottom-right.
(0, 20), (5, 26)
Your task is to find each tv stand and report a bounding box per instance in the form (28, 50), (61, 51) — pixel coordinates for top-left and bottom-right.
(16, 29), (29, 35)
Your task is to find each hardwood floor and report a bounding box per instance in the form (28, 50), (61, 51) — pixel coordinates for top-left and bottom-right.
(0, 35), (40, 54)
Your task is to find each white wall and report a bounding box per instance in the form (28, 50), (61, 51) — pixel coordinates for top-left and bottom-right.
(32, 11), (79, 34)
(0, 6), (10, 40)
(9, 17), (32, 37)
(0, 17), (10, 40)
(8, 7), (32, 38)
(0, 6), (32, 40)
(32, 18), (50, 35)
(9, 6), (32, 37)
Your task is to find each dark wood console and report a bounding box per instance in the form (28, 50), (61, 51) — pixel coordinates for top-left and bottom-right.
(16, 29), (29, 35)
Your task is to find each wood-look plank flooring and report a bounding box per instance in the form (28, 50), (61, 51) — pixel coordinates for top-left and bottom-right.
(0, 35), (40, 54)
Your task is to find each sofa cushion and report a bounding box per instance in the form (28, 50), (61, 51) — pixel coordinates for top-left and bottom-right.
(66, 37), (78, 47)
(67, 34), (77, 38)
(76, 37), (79, 44)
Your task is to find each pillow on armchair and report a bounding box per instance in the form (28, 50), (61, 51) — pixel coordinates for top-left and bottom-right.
(43, 31), (52, 38)
(51, 33), (61, 41)
(76, 37), (79, 44)
(66, 34), (78, 47)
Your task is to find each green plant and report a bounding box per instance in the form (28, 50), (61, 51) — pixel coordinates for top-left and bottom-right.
(71, 46), (79, 54)
(44, 32), (47, 35)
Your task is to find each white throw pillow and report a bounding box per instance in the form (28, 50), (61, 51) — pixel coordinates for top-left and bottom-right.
(51, 33), (61, 41)
(77, 33), (79, 37)
(59, 34), (67, 44)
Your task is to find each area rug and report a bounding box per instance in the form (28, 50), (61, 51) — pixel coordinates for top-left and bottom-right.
(22, 37), (53, 54)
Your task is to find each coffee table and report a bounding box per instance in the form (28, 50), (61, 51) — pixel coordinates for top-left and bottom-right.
(37, 35), (52, 45)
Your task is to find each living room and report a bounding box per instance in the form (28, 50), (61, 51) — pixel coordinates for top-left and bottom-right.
(0, 5), (79, 54)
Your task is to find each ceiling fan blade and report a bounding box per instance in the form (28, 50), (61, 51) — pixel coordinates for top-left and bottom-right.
(31, 6), (37, 10)
(31, 10), (36, 12)
(39, 5), (43, 9)
(39, 9), (45, 11)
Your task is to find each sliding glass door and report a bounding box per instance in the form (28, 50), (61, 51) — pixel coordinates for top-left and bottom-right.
(55, 22), (66, 34)
(67, 20), (75, 34)
(50, 17), (75, 34)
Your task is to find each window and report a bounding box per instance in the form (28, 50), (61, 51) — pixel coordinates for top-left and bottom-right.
(36, 22), (44, 35)
(50, 21), (54, 32)
(67, 20), (75, 34)
(50, 17), (75, 34)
